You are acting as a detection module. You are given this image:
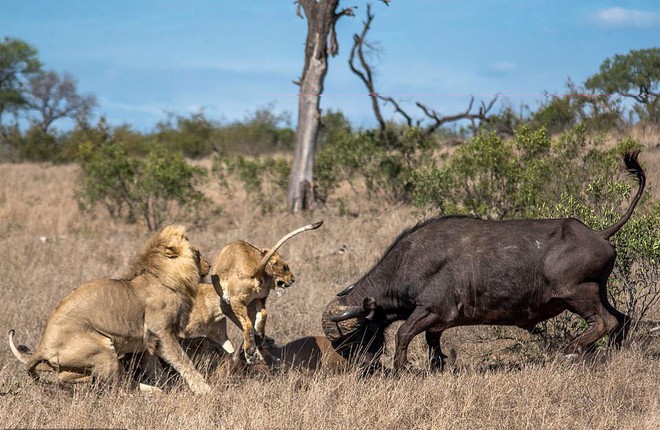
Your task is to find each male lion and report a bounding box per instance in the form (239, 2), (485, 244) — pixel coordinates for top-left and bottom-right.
(212, 221), (323, 363)
(9, 224), (213, 394)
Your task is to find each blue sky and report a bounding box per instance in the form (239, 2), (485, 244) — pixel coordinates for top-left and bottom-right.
(2, 0), (659, 132)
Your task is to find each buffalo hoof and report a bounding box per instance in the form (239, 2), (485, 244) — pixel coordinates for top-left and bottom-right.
(428, 357), (445, 373)
(388, 362), (425, 378)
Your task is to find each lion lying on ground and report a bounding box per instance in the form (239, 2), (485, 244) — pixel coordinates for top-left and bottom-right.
(9, 225), (212, 394)
(211, 221), (323, 363)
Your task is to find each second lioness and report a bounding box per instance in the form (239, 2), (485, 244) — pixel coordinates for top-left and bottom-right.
(211, 221), (323, 363)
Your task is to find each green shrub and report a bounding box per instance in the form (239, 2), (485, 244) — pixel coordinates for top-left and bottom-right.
(530, 95), (577, 135)
(318, 109), (352, 148)
(214, 107), (294, 156)
(411, 126), (631, 219)
(76, 129), (208, 231)
(154, 111), (217, 158)
(13, 125), (59, 161)
(315, 127), (434, 204)
(530, 80), (624, 134)
(213, 154), (291, 214)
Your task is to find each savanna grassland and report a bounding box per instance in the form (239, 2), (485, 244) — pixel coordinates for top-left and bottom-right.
(1, 148), (659, 430)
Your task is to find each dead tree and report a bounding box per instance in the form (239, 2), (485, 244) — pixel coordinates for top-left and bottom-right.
(348, 4), (385, 131)
(288, 1), (355, 212)
(349, 5), (497, 137)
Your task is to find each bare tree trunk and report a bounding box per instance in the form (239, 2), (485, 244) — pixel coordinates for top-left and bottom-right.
(288, 0), (353, 212)
(289, 35), (328, 212)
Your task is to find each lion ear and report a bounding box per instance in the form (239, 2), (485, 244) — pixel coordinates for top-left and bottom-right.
(165, 246), (181, 259)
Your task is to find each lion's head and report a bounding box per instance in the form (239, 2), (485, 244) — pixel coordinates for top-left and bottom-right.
(124, 224), (209, 297)
(262, 250), (295, 293)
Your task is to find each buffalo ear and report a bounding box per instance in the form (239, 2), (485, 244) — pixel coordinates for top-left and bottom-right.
(363, 297), (377, 320)
(211, 274), (223, 297)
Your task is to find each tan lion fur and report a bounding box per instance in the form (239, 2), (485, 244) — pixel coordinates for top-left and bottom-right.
(178, 281), (235, 354)
(211, 221), (322, 363)
(9, 225), (213, 394)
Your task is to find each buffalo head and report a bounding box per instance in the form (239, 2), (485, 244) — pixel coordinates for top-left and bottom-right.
(321, 296), (385, 368)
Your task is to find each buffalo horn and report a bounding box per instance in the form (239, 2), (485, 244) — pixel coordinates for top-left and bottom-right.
(329, 306), (366, 322)
(336, 283), (356, 297)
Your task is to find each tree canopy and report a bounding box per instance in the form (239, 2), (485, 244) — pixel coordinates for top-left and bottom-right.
(585, 48), (660, 124)
(0, 37), (42, 125)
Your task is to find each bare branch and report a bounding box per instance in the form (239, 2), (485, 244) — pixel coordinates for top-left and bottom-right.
(348, 4), (385, 130)
(415, 95), (498, 136)
(329, 6), (356, 56)
(295, 1), (304, 18)
(378, 95), (414, 127)
(346, 3), (496, 136)
(336, 6), (356, 18)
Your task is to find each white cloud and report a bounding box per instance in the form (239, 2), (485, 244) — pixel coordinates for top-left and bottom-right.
(103, 100), (167, 115)
(589, 7), (660, 29)
(480, 62), (517, 78)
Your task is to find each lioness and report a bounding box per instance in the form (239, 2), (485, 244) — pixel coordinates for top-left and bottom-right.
(212, 221), (323, 363)
(9, 225), (212, 394)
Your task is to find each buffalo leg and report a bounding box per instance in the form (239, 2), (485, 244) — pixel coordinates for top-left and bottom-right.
(564, 282), (622, 354)
(394, 307), (443, 370)
(599, 287), (629, 348)
(425, 328), (447, 372)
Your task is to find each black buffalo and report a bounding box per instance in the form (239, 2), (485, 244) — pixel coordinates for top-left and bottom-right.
(322, 151), (646, 372)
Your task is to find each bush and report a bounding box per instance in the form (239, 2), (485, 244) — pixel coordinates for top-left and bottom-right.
(411, 126), (630, 219)
(530, 95), (577, 135)
(154, 111), (217, 158)
(530, 80), (624, 134)
(315, 127), (434, 204)
(214, 106), (294, 156)
(13, 125), (60, 161)
(76, 125), (208, 231)
(213, 154), (291, 214)
(318, 109), (352, 148)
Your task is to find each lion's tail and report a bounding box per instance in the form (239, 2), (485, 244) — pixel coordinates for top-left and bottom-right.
(254, 221), (324, 275)
(9, 330), (52, 381)
(8, 329), (31, 364)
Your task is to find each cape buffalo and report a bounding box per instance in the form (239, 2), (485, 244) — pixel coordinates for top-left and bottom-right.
(322, 151), (646, 372)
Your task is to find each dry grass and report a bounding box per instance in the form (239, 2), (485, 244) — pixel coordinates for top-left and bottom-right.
(1, 158), (659, 430)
